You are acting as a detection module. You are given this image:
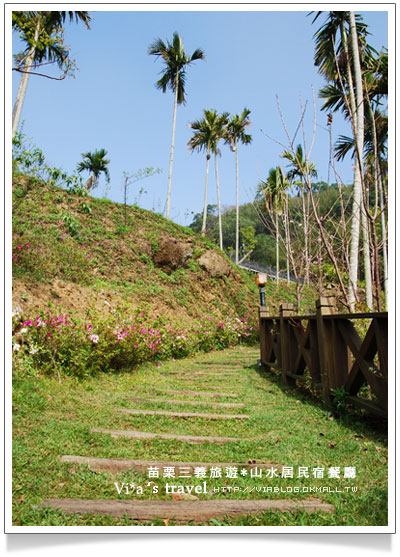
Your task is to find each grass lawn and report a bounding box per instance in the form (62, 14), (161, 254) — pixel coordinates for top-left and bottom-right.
(12, 346), (388, 527)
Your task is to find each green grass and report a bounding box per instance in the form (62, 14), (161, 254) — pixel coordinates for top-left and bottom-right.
(12, 346), (387, 527)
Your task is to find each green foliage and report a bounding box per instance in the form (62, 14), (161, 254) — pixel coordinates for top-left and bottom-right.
(12, 11), (91, 80)
(61, 212), (80, 238)
(151, 241), (158, 256)
(12, 233), (99, 284)
(240, 225), (257, 253)
(12, 132), (88, 196)
(76, 148), (110, 190)
(79, 201), (92, 215)
(148, 32), (205, 105)
(332, 385), (348, 414)
(115, 225), (128, 236)
(12, 132), (46, 177)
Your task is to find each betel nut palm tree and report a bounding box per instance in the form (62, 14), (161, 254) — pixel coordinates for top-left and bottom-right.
(188, 109), (229, 240)
(148, 32), (205, 220)
(212, 111), (230, 250)
(77, 148), (110, 192)
(12, 11), (91, 135)
(225, 108), (252, 264)
(261, 166), (290, 285)
(282, 144), (317, 285)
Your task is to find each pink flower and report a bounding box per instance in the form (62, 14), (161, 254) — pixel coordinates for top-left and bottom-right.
(89, 334), (99, 343)
(87, 324), (92, 330)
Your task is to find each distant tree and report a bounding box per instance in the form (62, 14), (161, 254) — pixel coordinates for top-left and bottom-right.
(77, 148), (110, 191)
(282, 144), (317, 284)
(148, 32), (205, 220)
(225, 108), (252, 264)
(12, 11), (91, 135)
(260, 166), (290, 284)
(189, 205), (218, 237)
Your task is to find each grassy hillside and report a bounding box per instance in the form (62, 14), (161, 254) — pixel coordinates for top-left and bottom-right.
(13, 176), (255, 317)
(12, 174), (315, 377)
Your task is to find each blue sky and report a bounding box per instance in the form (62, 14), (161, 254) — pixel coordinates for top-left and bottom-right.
(11, 8), (388, 226)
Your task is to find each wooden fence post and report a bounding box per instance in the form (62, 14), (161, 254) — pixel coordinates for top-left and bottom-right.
(259, 306), (269, 367)
(316, 296), (336, 404)
(279, 303), (296, 386)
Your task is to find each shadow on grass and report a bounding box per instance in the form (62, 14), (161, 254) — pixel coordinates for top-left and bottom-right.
(251, 364), (388, 444)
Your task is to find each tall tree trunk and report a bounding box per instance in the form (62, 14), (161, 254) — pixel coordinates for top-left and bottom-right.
(166, 73), (179, 220)
(285, 198), (290, 282)
(378, 169), (388, 307)
(275, 212), (280, 286)
(366, 99), (388, 308)
(12, 22), (41, 135)
(349, 11), (373, 309)
(215, 154), (223, 250)
(201, 149), (210, 236)
(302, 188), (309, 284)
(342, 17), (361, 310)
(235, 139), (239, 264)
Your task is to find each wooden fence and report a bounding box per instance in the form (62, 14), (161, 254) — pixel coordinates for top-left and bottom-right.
(258, 296), (388, 418)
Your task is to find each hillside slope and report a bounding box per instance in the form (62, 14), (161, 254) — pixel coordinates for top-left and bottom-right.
(12, 176), (260, 324)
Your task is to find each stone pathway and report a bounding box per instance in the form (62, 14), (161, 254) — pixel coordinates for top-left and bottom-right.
(41, 346), (335, 524)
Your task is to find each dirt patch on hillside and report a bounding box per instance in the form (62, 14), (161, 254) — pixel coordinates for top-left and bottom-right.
(12, 278), (189, 323)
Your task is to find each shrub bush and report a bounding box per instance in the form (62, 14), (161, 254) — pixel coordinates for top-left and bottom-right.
(13, 307), (258, 379)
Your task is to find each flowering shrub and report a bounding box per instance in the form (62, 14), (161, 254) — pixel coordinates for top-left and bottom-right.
(13, 307), (258, 379)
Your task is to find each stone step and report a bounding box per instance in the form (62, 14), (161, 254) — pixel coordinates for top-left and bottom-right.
(125, 397), (245, 408)
(194, 362), (242, 367)
(60, 455), (282, 474)
(169, 376), (241, 382)
(162, 390), (238, 398)
(41, 498), (335, 523)
(90, 428), (248, 444)
(116, 408), (249, 420)
(162, 372), (239, 377)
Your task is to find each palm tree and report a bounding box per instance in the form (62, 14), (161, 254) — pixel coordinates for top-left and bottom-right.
(188, 109), (229, 243)
(148, 33), (205, 220)
(212, 112), (230, 250)
(188, 110), (214, 236)
(77, 148), (110, 191)
(282, 144), (317, 285)
(225, 109), (252, 263)
(12, 11), (91, 135)
(311, 10), (377, 309)
(260, 166), (289, 285)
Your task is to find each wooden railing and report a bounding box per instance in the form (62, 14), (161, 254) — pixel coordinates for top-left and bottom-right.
(258, 296), (388, 418)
